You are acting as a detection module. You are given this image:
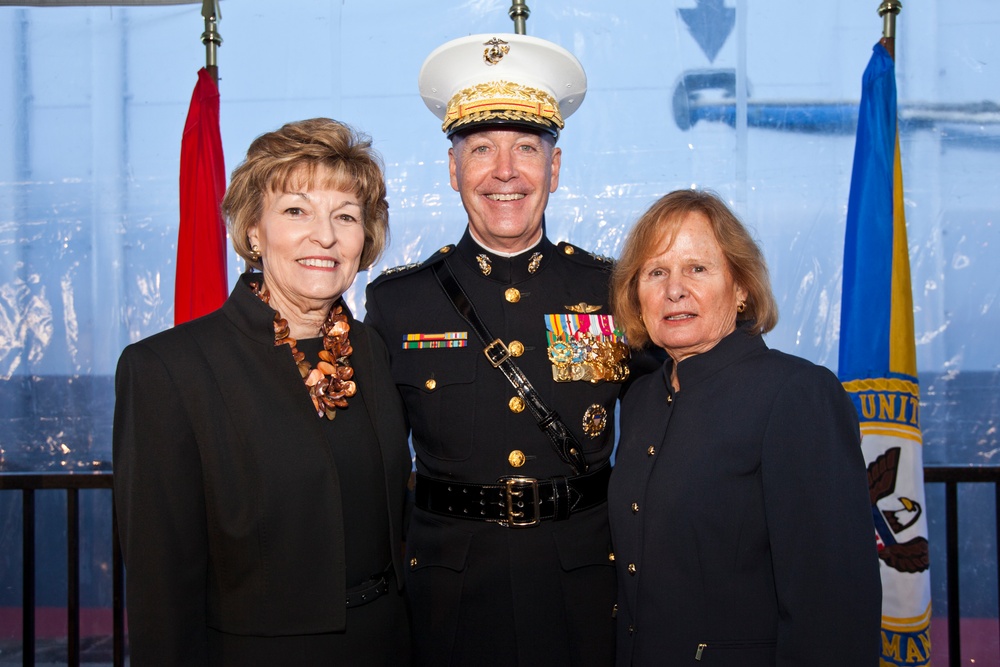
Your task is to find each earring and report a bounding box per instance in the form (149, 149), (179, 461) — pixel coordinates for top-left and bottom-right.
(249, 244), (261, 262)
(737, 300), (747, 313)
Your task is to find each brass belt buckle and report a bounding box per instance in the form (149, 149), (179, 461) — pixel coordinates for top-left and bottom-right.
(501, 477), (540, 527)
(483, 339), (511, 367)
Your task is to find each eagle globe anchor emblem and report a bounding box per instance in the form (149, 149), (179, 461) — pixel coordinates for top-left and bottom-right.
(482, 38), (510, 65)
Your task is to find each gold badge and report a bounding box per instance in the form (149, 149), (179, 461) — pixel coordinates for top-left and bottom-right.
(476, 254), (492, 276)
(482, 37), (510, 65)
(528, 252), (543, 274)
(565, 302), (602, 313)
(582, 404), (608, 437)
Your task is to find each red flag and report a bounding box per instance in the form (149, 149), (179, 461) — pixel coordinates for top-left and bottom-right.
(175, 67), (227, 325)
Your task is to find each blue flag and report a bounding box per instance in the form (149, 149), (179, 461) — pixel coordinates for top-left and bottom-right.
(839, 42), (932, 667)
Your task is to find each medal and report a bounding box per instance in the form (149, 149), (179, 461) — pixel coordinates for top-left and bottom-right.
(582, 404), (608, 437)
(545, 313), (630, 384)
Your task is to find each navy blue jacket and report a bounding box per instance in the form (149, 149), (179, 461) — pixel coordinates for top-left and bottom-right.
(609, 326), (881, 666)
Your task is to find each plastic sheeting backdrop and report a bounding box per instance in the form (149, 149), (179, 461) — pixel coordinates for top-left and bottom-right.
(1, 0), (999, 647)
(3, 0), (995, 471)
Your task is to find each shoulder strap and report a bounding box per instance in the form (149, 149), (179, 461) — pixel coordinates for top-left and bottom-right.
(432, 260), (588, 475)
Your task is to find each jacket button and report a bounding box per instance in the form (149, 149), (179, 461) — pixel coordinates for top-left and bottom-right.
(504, 288), (521, 303)
(647, 445), (656, 456)
(424, 378), (437, 391)
(627, 563), (637, 575)
(631, 502), (639, 514)
(608, 552), (615, 562)
(508, 450), (526, 467)
(564, 246), (575, 255)
(508, 396), (526, 413)
(627, 624), (635, 636)
(409, 557), (418, 569)
(508, 340), (524, 357)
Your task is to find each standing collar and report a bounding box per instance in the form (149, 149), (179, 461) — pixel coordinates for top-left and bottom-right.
(454, 228), (555, 284)
(469, 227), (543, 257)
(664, 323), (767, 391)
(222, 271), (353, 344)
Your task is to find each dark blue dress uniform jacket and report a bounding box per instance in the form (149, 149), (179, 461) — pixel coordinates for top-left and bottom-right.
(608, 326), (882, 666)
(366, 230), (655, 666)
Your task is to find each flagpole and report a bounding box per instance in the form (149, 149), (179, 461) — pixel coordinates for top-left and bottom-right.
(843, 5), (933, 665)
(878, 0), (901, 58)
(508, 0), (530, 35)
(176, 2), (228, 325)
(201, 0), (222, 84)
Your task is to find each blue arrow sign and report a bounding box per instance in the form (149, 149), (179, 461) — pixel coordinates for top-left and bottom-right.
(678, 0), (735, 63)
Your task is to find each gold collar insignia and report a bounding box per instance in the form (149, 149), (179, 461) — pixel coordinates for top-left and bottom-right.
(476, 254), (492, 276)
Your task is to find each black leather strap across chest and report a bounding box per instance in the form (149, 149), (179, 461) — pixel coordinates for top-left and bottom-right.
(431, 259), (589, 475)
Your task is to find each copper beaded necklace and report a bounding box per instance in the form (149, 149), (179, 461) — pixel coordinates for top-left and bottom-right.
(250, 280), (357, 420)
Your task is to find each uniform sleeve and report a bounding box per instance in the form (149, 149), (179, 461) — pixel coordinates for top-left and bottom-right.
(363, 283), (415, 534)
(761, 365), (882, 666)
(363, 281), (386, 337)
(113, 343), (210, 665)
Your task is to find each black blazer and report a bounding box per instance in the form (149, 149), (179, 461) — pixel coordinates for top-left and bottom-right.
(609, 326), (882, 666)
(113, 273), (411, 665)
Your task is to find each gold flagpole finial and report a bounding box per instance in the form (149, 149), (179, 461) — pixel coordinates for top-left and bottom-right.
(878, 1), (902, 40)
(201, 0), (223, 84)
(508, 0), (530, 35)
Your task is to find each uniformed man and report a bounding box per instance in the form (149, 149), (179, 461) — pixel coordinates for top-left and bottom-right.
(365, 33), (654, 666)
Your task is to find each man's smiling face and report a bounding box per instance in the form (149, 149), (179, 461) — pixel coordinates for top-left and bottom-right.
(449, 127), (561, 253)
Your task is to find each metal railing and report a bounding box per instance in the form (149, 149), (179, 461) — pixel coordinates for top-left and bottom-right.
(0, 472), (124, 667)
(0, 467), (997, 667)
(923, 465), (1000, 667)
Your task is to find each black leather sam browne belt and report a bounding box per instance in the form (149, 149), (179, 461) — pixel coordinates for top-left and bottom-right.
(414, 464), (611, 527)
(431, 260), (590, 475)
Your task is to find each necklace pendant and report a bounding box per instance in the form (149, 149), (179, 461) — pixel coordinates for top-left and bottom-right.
(250, 279), (356, 420)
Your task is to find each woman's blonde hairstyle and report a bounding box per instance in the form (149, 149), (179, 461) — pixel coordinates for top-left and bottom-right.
(610, 189), (778, 349)
(223, 118), (389, 271)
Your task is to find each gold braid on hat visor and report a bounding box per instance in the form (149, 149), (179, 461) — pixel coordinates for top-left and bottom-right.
(442, 81), (564, 134)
